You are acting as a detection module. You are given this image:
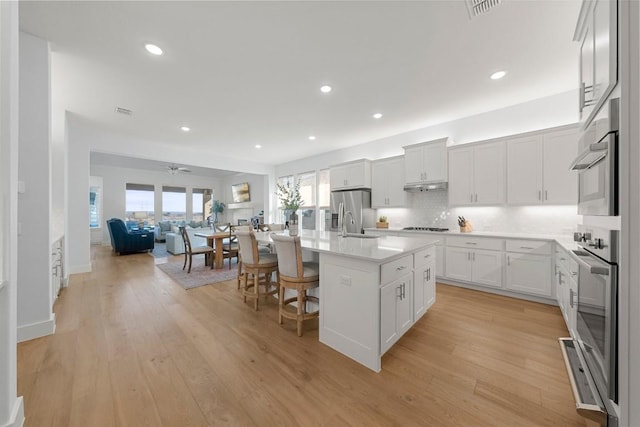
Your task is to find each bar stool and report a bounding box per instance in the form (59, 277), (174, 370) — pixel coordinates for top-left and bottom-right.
(235, 229), (279, 310)
(270, 234), (319, 336)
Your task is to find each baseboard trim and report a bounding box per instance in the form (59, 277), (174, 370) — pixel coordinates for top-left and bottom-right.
(1, 396), (24, 427)
(67, 263), (92, 274)
(17, 314), (56, 343)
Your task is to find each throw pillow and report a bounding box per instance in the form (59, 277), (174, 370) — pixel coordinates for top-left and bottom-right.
(159, 221), (171, 232)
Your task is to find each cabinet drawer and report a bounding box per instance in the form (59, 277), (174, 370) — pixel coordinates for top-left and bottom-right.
(505, 239), (552, 255)
(414, 246), (436, 268)
(382, 255), (413, 285)
(447, 236), (503, 251)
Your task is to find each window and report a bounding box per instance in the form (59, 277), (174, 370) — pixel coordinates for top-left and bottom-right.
(162, 186), (186, 222)
(89, 176), (103, 228)
(193, 188), (212, 222)
(299, 172), (316, 230)
(125, 183), (155, 226)
(318, 169), (330, 231)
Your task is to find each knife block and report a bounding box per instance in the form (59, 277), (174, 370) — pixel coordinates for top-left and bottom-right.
(459, 222), (473, 233)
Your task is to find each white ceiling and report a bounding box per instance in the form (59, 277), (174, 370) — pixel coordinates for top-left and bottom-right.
(20, 0), (581, 166)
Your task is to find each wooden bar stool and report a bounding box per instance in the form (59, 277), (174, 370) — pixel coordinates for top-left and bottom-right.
(235, 229), (279, 310)
(270, 234), (319, 336)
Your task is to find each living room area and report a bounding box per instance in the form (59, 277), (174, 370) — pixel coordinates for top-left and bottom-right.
(90, 152), (268, 260)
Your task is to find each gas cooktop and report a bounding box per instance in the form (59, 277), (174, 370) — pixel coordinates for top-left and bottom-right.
(402, 227), (449, 232)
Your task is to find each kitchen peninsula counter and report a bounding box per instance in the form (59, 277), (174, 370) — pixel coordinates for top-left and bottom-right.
(266, 230), (439, 372)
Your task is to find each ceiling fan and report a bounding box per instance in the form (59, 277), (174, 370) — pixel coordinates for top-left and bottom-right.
(166, 164), (192, 175)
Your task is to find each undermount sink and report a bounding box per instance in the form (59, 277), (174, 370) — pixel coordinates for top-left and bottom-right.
(343, 233), (380, 239)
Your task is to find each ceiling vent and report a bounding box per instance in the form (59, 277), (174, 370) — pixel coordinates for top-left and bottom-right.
(465, 0), (502, 19)
(114, 106), (133, 116)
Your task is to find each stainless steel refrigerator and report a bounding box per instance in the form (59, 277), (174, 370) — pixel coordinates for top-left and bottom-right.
(328, 190), (375, 234)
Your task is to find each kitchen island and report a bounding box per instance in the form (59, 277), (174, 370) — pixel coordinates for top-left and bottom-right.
(264, 230), (439, 372)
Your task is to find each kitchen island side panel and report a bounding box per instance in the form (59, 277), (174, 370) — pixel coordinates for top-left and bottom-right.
(319, 253), (381, 372)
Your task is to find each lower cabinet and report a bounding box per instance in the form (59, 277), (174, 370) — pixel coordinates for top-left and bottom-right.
(413, 247), (436, 322)
(445, 247), (503, 288)
(505, 252), (553, 297)
(435, 245), (445, 277)
(380, 273), (413, 355)
(556, 248), (578, 337)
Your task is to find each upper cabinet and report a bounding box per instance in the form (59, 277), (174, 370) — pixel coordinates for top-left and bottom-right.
(448, 141), (505, 206)
(575, 0), (617, 127)
(371, 156), (406, 208)
(506, 128), (578, 205)
(403, 138), (448, 185)
(330, 159), (371, 191)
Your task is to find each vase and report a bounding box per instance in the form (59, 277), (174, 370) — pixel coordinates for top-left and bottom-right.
(289, 211), (299, 236)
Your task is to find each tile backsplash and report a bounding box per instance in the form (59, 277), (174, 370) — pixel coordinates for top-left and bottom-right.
(376, 190), (581, 236)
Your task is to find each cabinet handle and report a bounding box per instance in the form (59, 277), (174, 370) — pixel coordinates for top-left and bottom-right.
(538, 190), (541, 200)
(424, 270), (428, 280)
(396, 265), (407, 271)
(468, 252), (471, 261)
(401, 283), (406, 300)
(396, 285), (402, 300)
(558, 271), (564, 285)
(507, 255), (511, 266)
(424, 254), (431, 258)
(545, 190), (548, 201)
(519, 246), (535, 250)
(579, 81), (585, 112)
(569, 288), (575, 308)
(474, 193), (478, 203)
(571, 271), (578, 277)
(427, 268), (431, 281)
(472, 252), (475, 261)
(465, 242), (477, 245)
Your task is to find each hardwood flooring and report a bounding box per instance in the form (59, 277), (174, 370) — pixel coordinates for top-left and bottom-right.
(17, 246), (587, 426)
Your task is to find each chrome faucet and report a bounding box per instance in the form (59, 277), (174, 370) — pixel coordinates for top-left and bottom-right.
(338, 202), (355, 237)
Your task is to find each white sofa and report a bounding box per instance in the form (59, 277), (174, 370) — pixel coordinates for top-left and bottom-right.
(165, 227), (210, 255)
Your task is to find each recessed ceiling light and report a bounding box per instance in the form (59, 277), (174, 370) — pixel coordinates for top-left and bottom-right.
(490, 70), (506, 80)
(255, 144), (262, 149)
(145, 43), (163, 56)
(320, 85), (332, 93)
(180, 126), (190, 132)
(373, 113), (383, 119)
(309, 136), (316, 141)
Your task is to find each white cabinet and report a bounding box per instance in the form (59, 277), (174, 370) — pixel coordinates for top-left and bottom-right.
(576, 0), (617, 127)
(330, 159), (371, 191)
(556, 246), (578, 337)
(435, 245), (444, 278)
(445, 247), (503, 288)
(448, 142), (505, 206)
(380, 273), (413, 354)
(413, 247), (436, 322)
(506, 129), (578, 205)
(403, 138), (448, 185)
(505, 253), (553, 297)
(372, 156), (405, 208)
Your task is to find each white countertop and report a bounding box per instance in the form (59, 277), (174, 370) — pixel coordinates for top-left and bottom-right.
(364, 227), (581, 253)
(259, 229), (439, 263)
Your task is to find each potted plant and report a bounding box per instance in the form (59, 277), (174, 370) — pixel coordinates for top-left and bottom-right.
(376, 215), (389, 229)
(276, 180), (303, 236)
(210, 200), (225, 224)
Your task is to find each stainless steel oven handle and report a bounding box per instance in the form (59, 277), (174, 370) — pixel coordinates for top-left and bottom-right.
(571, 250), (611, 276)
(570, 140), (609, 171)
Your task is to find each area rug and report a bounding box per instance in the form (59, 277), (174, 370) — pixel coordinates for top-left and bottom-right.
(156, 259), (238, 289)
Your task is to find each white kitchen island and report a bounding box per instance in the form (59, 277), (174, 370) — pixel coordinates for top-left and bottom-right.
(264, 230), (439, 372)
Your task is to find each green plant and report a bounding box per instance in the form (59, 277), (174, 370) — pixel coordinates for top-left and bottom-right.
(276, 180), (303, 211)
(379, 215), (388, 222)
(210, 200), (225, 223)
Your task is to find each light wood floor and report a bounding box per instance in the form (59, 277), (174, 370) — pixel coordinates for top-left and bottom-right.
(17, 246), (587, 426)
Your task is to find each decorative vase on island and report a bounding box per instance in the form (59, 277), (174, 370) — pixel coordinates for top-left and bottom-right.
(289, 211), (299, 236)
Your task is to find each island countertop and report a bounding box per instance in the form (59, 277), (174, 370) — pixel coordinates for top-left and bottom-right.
(265, 229), (440, 263)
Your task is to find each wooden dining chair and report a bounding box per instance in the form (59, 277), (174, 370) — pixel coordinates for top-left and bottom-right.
(222, 228), (239, 270)
(179, 226), (215, 273)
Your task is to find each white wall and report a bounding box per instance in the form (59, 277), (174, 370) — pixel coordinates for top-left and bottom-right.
(220, 173), (267, 224)
(0, 1), (23, 425)
(90, 163), (225, 243)
(17, 32), (55, 342)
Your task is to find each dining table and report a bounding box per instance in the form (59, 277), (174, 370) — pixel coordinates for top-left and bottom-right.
(194, 231), (232, 269)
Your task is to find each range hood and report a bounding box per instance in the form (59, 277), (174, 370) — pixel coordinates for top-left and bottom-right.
(403, 182), (448, 192)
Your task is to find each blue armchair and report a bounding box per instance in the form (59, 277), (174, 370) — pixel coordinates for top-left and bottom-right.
(106, 218), (155, 254)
